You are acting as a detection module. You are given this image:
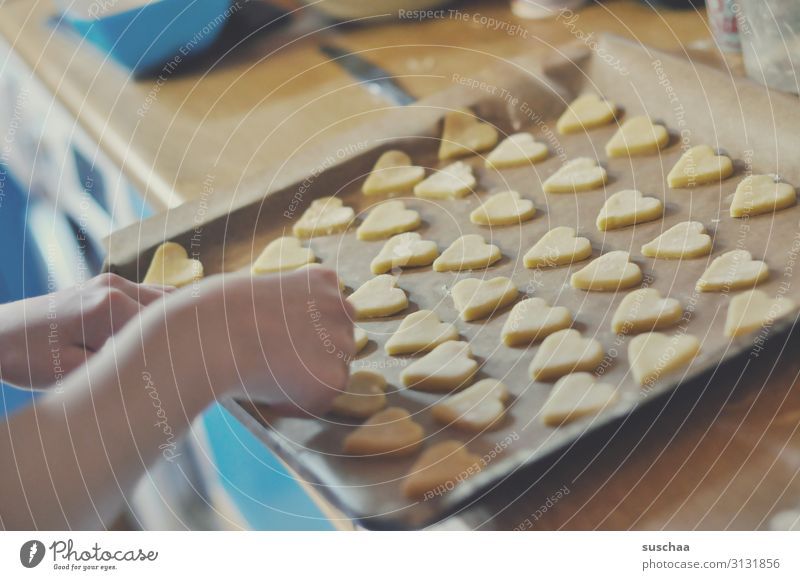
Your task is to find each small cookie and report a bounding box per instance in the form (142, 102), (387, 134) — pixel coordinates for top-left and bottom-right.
(524, 226), (592, 269)
(330, 370), (387, 419)
(402, 440), (482, 500)
(501, 297), (572, 346)
(356, 200), (421, 241)
(543, 158), (608, 193)
(385, 310), (459, 355)
(641, 221), (712, 259)
(529, 328), (604, 381)
(540, 372), (618, 427)
(570, 251), (642, 291)
(628, 332), (700, 386)
(347, 275), (408, 319)
(605, 116), (669, 158)
(556, 94), (617, 134)
(667, 145), (733, 188)
(596, 189), (663, 231)
(724, 289), (796, 338)
(354, 327), (369, 353)
(486, 133), (548, 168)
(413, 161), (476, 199)
(370, 232), (439, 274)
(433, 234), (501, 272)
(143, 242), (203, 287)
(292, 197), (355, 238)
(362, 150), (425, 196)
(432, 378), (509, 431)
(696, 250), (768, 292)
(252, 237), (315, 274)
(611, 288), (682, 334)
(438, 109), (498, 161)
(401, 341), (478, 392)
(451, 276), (518, 321)
(730, 175), (796, 218)
(343, 407), (424, 457)
(469, 190), (536, 226)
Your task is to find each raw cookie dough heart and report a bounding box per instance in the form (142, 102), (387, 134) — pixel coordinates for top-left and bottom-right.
(611, 288), (682, 334)
(292, 197), (355, 238)
(354, 327), (369, 353)
(641, 221), (712, 259)
(529, 328), (604, 381)
(605, 116), (669, 158)
(143, 242), (203, 287)
(451, 276), (518, 321)
(330, 370), (387, 419)
(438, 109), (499, 161)
(570, 251), (642, 291)
(667, 145), (734, 188)
(370, 232), (439, 274)
(385, 310), (459, 355)
(433, 234), (502, 272)
(628, 332), (700, 386)
(730, 175), (797, 218)
(469, 190), (536, 226)
(401, 340), (478, 392)
(540, 372), (618, 427)
(252, 236), (315, 274)
(501, 297), (572, 346)
(524, 226), (592, 268)
(402, 440), (482, 500)
(413, 161), (476, 199)
(724, 289), (796, 338)
(543, 158), (608, 193)
(356, 200), (421, 241)
(362, 150), (425, 196)
(347, 275), (408, 319)
(485, 133), (548, 168)
(556, 93), (617, 134)
(596, 189), (663, 231)
(343, 407), (424, 457)
(432, 378), (509, 431)
(696, 250), (768, 292)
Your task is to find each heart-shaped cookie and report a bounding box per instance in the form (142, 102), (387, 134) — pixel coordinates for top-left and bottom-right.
(401, 340), (478, 392)
(347, 275), (408, 319)
(469, 190), (536, 226)
(385, 310), (459, 355)
(370, 232), (439, 274)
(143, 242), (204, 287)
(362, 150), (425, 196)
(433, 234), (502, 272)
(501, 297), (572, 346)
(251, 236), (315, 275)
(571, 251), (642, 291)
(438, 109), (499, 161)
(524, 226), (592, 268)
(605, 116), (669, 158)
(529, 328), (604, 381)
(628, 332), (700, 386)
(611, 288), (682, 334)
(696, 250), (768, 292)
(641, 221), (712, 259)
(667, 145), (734, 188)
(540, 372), (618, 427)
(432, 378), (509, 431)
(485, 133), (548, 168)
(354, 327), (369, 353)
(292, 197), (355, 238)
(596, 189), (663, 231)
(402, 440), (482, 500)
(730, 175), (797, 218)
(543, 158), (608, 193)
(343, 407), (424, 457)
(356, 200), (421, 241)
(330, 370), (387, 419)
(556, 93), (617, 134)
(724, 289), (796, 338)
(413, 161), (476, 199)
(451, 276), (518, 321)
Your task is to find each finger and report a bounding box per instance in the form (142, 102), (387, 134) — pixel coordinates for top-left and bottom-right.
(81, 289), (143, 351)
(93, 272), (172, 306)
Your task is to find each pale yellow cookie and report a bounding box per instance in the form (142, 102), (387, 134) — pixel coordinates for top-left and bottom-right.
(469, 190), (536, 226)
(696, 250), (768, 292)
(570, 251), (642, 291)
(556, 94), (617, 134)
(330, 370), (387, 419)
(354, 327), (369, 353)
(432, 378), (509, 431)
(611, 288), (682, 334)
(292, 197), (355, 238)
(543, 158), (608, 193)
(529, 328), (604, 381)
(385, 310), (459, 356)
(251, 237), (314, 275)
(438, 109), (499, 161)
(402, 440), (482, 500)
(524, 226), (592, 269)
(343, 407), (424, 457)
(502, 297), (572, 346)
(605, 116), (669, 158)
(540, 372), (618, 427)
(730, 175), (797, 218)
(356, 200), (421, 241)
(451, 276), (518, 322)
(724, 289), (796, 338)
(413, 161), (476, 199)
(433, 234), (501, 272)
(370, 232), (439, 274)
(362, 150), (425, 196)
(667, 145), (733, 188)
(347, 275), (408, 319)
(401, 341), (478, 392)
(628, 332), (700, 386)
(641, 221), (712, 259)
(485, 133), (548, 168)
(143, 242), (203, 287)
(596, 189), (663, 231)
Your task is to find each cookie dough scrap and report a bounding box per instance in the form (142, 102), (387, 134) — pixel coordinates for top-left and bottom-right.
(667, 145), (733, 188)
(347, 275), (408, 319)
(356, 200), (421, 241)
(438, 108), (499, 161)
(628, 332), (700, 386)
(451, 277), (518, 322)
(330, 370), (387, 419)
(529, 328), (604, 381)
(556, 93), (617, 134)
(343, 407), (424, 457)
(486, 133), (548, 168)
(370, 232), (439, 274)
(596, 189), (663, 231)
(354, 327), (369, 353)
(401, 341), (478, 392)
(543, 158), (608, 193)
(362, 150), (425, 196)
(611, 288), (682, 334)
(730, 175), (797, 218)
(502, 297), (572, 346)
(403, 440), (482, 500)
(252, 237), (315, 275)
(292, 197), (355, 238)
(641, 221), (712, 259)
(570, 251), (642, 291)
(696, 250), (768, 292)
(524, 226), (592, 269)
(540, 372), (618, 427)
(414, 161), (476, 199)
(605, 116), (669, 158)
(385, 310), (459, 355)
(433, 234), (501, 272)
(470, 190), (536, 226)
(143, 242), (203, 287)
(724, 289), (797, 338)
(432, 378), (509, 431)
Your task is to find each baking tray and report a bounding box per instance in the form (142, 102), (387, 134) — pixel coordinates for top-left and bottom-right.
(106, 36), (800, 529)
